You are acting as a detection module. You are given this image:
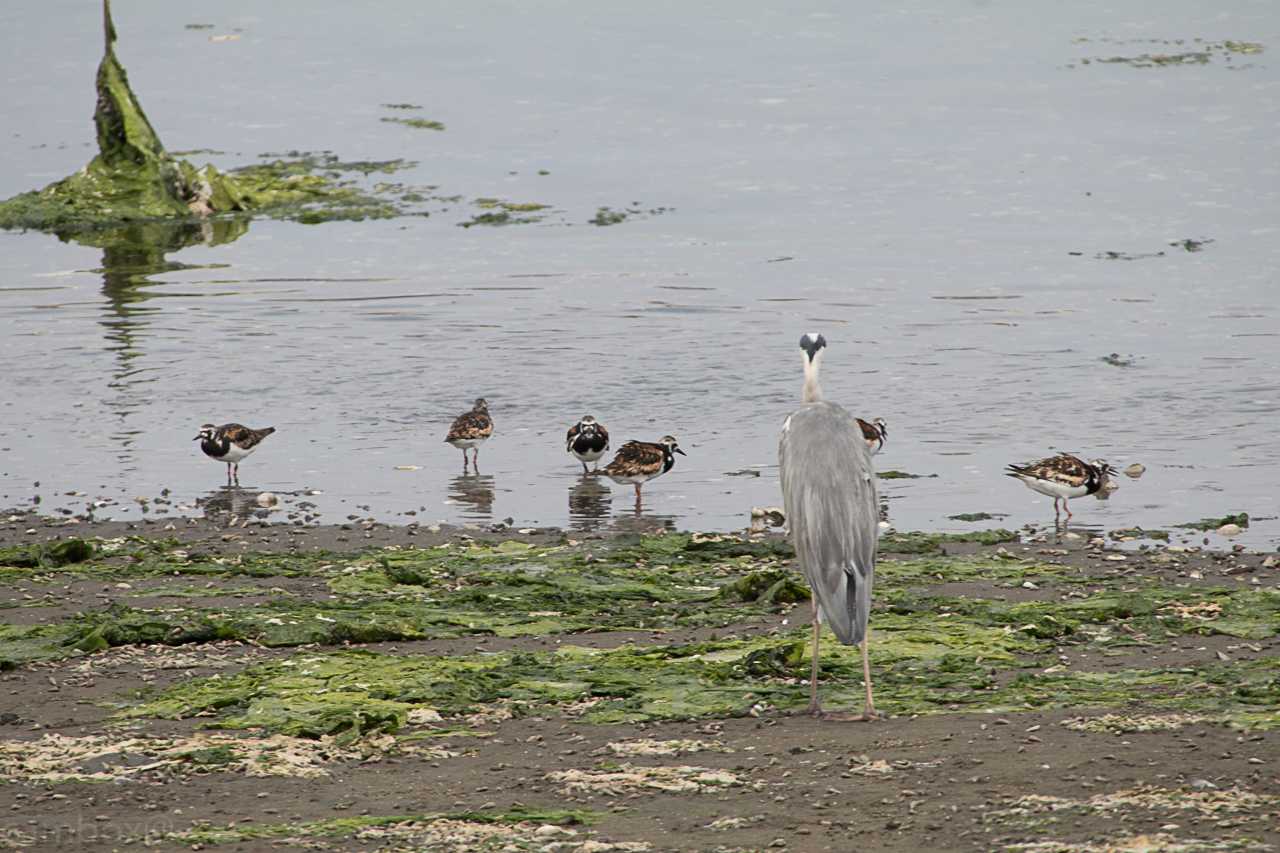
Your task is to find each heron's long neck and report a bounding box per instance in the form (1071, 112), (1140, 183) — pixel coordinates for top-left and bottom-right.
(801, 356), (823, 403)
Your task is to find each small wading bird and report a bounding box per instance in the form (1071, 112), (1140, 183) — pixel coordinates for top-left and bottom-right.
(194, 423), (276, 485)
(445, 398), (493, 471)
(566, 415), (610, 473)
(855, 416), (888, 456)
(1005, 453), (1116, 523)
(779, 332), (880, 720)
(600, 436), (685, 505)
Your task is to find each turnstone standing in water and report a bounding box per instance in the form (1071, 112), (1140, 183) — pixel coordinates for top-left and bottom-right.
(566, 415), (610, 473)
(601, 435), (685, 502)
(1005, 453), (1116, 523)
(445, 398), (493, 471)
(194, 423), (276, 485)
(855, 417), (888, 456)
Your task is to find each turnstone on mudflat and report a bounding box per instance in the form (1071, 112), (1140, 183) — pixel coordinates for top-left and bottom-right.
(1005, 453), (1117, 523)
(600, 435), (685, 502)
(566, 415), (610, 473)
(855, 417), (888, 456)
(194, 423), (276, 485)
(445, 398), (493, 471)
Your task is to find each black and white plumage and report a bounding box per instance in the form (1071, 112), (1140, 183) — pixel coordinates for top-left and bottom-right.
(779, 332), (879, 720)
(600, 435), (685, 503)
(445, 398), (493, 471)
(566, 415), (610, 473)
(1005, 453), (1117, 523)
(194, 423), (276, 485)
(855, 417), (888, 456)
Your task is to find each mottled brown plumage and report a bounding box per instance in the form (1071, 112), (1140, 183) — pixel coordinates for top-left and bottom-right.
(855, 417), (887, 455)
(194, 423), (276, 485)
(601, 435), (685, 502)
(1005, 452), (1116, 523)
(217, 424), (275, 450)
(566, 415), (610, 472)
(445, 398), (493, 470)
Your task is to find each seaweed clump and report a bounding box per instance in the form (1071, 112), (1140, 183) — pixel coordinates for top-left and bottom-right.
(0, 2), (251, 236)
(0, 2), (404, 239)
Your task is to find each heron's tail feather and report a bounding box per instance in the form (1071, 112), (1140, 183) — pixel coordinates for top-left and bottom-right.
(813, 563), (870, 646)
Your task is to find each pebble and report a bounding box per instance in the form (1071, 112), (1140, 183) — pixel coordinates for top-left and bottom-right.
(1262, 557), (1277, 569)
(1123, 463), (1146, 479)
(256, 492), (279, 508)
(1217, 523), (1242, 537)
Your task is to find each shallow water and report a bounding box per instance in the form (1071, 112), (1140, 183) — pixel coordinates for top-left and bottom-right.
(2, 1), (1279, 546)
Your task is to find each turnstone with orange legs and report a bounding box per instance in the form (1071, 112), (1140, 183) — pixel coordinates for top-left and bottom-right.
(194, 423), (275, 485)
(445, 398), (493, 471)
(855, 417), (887, 456)
(566, 415), (610, 473)
(1005, 453), (1116, 523)
(601, 435), (685, 503)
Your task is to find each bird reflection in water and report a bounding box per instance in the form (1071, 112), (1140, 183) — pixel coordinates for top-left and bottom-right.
(448, 473), (495, 519)
(196, 485), (278, 528)
(608, 507), (677, 536)
(88, 220), (246, 460)
(567, 472), (612, 530)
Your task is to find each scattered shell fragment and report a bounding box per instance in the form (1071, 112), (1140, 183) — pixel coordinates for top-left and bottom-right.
(256, 492), (278, 508)
(1123, 463), (1146, 478)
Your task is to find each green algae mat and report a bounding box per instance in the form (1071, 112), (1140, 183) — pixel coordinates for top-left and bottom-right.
(1, 531), (1276, 738)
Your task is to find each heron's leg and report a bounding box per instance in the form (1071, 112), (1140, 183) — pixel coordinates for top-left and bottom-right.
(861, 634), (878, 720)
(1052, 497), (1060, 524)
(232, 463), (240, 486)
(1063, 498), (1073, 521)
(225, 462), (233, 485)
(582, 461), (589, 474)
(808, 593), (822, 715)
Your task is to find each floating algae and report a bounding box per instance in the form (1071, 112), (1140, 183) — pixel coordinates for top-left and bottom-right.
(0, 2), (249, 235)
(0, 1), (405, 240)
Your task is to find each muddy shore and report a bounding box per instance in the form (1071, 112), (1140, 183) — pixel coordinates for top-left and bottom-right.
(0, 510), (1276, 852)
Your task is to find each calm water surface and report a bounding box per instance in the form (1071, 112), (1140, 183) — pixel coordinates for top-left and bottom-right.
(2, 2), (1278, 546)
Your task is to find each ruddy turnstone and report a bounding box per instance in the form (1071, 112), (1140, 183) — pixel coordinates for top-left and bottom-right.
(1005, 453), (1117, 522)
(194, 423), (275, 485)
(855, 417), (888, 456)
(600, 435), (685, 501)
(445, 398), (493, 470)
(566, 415), (610, 473)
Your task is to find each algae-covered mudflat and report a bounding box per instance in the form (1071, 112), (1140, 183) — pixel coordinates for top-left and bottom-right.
(0, 513), (1275, 851)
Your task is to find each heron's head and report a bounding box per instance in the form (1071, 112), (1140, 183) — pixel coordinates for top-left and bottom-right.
(579, 415), (597, 427)
(799, 332), (827, 365)
(659, 435), (686, 456)
(873, 417), (888, 437)
(473, 397), (489, 412)
(193, 423), (217, 441)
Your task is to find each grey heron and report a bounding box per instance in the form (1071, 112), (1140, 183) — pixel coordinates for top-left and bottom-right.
(778, 332), (880, 720)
